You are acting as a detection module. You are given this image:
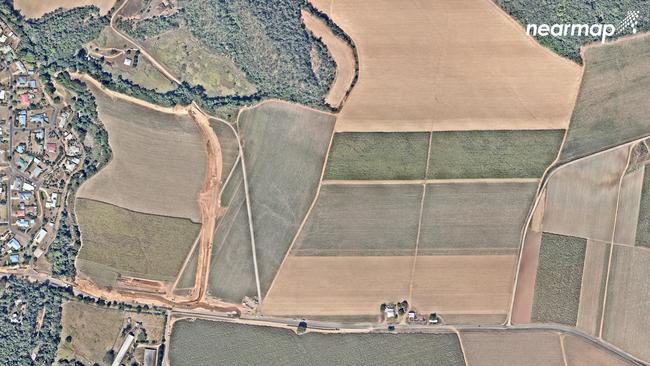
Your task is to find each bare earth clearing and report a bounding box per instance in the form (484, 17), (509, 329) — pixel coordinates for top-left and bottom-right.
(14, 0), (115, 18)
(302, 10), (355, 108)
(313, 0), (580, 132)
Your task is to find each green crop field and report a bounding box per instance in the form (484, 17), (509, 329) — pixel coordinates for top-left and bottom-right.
(169, 320), (465, 366)
(418, 182), (537, 254)
(76, 199), (200, 284)
(292, 184), (422, 256)
(324, 132), (430, 180)
(560, 34), (650, 161)
(531, 233), (587, 325)
(427, 130), (563, 179)
(208, 102), (336, 301)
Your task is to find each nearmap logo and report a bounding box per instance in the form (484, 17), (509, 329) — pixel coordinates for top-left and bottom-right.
(526, 10), (640, 43)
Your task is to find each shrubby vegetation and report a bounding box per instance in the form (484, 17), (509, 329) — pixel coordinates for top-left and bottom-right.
(495, 0), (648, 62)
(0, 277), (63, 366)
(117, 0), (337, 108)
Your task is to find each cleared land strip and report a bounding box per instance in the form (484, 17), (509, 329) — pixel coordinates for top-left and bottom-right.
(323, 178), (540, 185)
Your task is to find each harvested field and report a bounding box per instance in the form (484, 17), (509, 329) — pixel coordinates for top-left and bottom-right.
(77, 83), (206, 221)
(301, 10), (355, 108)
(613, 167), (644, 245)
(208, 102), (336, 302)
(14, 0), (115, 18)
(320, 0), (580, 132)
(560, 33), (650, 161)
(543, 145), (628, 242)
(531, 233), (587, 325)
(602, 245), (650, 363)
(635, 167), (650, 247)
(76, 199), (200, 285)
(264, 255), (516, 319)
(460, 330), (564, 366)
(324, 132), (429, 180)
(410, 255), (517, 318)
(419, 182), (537, 254)
(427, 130), (563, 179)
(169, 320), (465, 366)
(292, 184), (422, 256)
(576, 240), (609, 336)
(511, 230), (541, 324)
(143, 28), (256, 96)
(563, 333), (636, 366)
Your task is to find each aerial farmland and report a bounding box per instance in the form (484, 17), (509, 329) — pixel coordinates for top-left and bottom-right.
(2, 0), (650, 364)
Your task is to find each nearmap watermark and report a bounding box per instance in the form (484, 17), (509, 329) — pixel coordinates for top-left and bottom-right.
(526, 10), (640, 43)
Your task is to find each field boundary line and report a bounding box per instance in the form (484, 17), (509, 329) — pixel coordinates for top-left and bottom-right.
(559, 333), (569, 366)
(198, 103), (262, 303)
(170, 236), (200, 292)
(322, 178), (540, 185)
(261, 122), (337, 311)
(219, 155), (241, 197)
(598, 144), (634, 338)
(407, 130), (433, 302)
(453, 328), (470, 366)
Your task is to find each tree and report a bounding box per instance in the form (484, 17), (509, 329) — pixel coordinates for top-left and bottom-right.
(65, 335), (72, 343)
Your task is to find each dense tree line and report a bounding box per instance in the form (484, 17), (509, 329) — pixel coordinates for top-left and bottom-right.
(0, 277), (63, 365)
(45, 73), (112, 279)
(494, 0), (649, 63)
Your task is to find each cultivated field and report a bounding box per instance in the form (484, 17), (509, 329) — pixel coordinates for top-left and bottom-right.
(635, 167), (650, 247)
(292, 184), (422, 256)
(531, 233), (587, 325)
(143, 28), (256, 96)
(324, 132), (429, 180)
(613, 167), (644, 245)
(209, 119), (239, 184)
(316, 0), (580, 132)
(14, 0), (115, 18)
(263, 255), (516, 319)
(169, 320), (465, 366)
(427, 130), (563, 179)
(77, 84), (206, 221)
(575, 240), (609, 336)
(543, 145), (629, 242)
(76, 199), (200, 285)
(301, 10), (355, 108)
(175, 244), (198, 291)
(418, 182), (536, 254)
(460, 330), (564, 366)
(560, 33), (650, 161)
(602, 245), (650, 362)
(208, 102), (336, 302)
(563, 334), (636, 366)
